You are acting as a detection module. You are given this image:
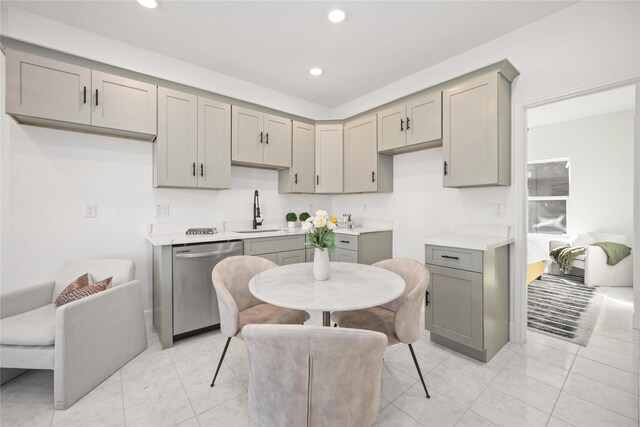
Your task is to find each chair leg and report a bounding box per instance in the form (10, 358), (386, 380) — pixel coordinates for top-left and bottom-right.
(408, 344), (430, 398)
(210, 337), (231, 387)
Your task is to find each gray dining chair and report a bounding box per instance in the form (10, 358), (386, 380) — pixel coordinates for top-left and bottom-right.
(210, 255), (310, 387)
(331, 258), (431, 398)
(243, 324), (387, 427)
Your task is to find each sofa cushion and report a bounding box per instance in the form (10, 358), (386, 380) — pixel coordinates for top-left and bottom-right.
(0, 304), (57, 346)
(52, 259), (134, 303)
(55, 273), (90, 307)
(55, 278), (111, 307)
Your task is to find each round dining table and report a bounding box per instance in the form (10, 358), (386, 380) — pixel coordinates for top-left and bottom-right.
(249, 262), (405, 326)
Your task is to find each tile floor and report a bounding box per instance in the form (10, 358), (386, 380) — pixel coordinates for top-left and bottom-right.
(1, 287), (638, 426)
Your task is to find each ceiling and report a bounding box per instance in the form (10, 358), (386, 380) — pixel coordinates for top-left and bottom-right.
(528, 85), (636, 128)
(3, 1), (575, 108)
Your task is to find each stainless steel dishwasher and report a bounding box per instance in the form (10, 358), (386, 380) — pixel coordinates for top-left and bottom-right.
(172, 240), (243, 339)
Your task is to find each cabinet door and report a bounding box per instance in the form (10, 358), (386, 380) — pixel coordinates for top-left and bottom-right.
(198, 97), (231, 189)
(306, 248), (315, 262)
(406, 91), (442, 146)
(257, 253), (279, 264)
(428, 264), (483, 351)
(443, 72), (498, 187)
(291, 121), (315, 193)
(329, 248), (358, 263)
(315, 125), (343, 193)
(377, 104), (405, 152)
(263, 113), (292, 168)
(278, 249), (306, 266)
(155, 87), (198, 188)
(232, 106), (263, 164)
(6, 50), (91, 125)
(344, 114), (378, 193)
(91, 70), (157, 134)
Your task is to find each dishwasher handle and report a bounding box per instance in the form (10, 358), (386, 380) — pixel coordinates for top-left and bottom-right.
(175, 248), (241, 259)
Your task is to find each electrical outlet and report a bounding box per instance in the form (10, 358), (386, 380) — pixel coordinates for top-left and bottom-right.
(494, 204), (505, 218)
(84, 203), (97, 218)
(155, 204), (170, 217)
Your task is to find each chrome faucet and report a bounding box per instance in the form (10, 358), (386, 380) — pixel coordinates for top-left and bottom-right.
(252, 190), (263, 230)
(343, 213), (354, 229)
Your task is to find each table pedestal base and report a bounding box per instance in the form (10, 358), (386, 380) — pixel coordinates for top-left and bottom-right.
(322, 311), (331, 327)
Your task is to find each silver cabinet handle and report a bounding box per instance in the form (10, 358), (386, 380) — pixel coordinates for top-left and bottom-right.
(175, 249), (240, 259)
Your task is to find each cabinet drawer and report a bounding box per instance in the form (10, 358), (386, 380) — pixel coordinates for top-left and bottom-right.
(244, 235), (305, 255)
(330, 248), (358, 263)
(425, 244), (483, 273)
(278, 249), (306, 266)
(335, 234), (359, 251)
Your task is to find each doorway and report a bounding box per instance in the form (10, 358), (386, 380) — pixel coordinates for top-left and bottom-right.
(512, 81), (639, 345)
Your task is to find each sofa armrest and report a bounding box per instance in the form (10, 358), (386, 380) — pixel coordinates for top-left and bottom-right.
(0, 281), (55, 319)
(53, 280), (147, 409)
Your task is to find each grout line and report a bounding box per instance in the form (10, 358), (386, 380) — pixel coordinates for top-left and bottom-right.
(119, 370), (126, 427)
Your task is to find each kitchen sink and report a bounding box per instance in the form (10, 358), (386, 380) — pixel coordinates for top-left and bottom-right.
(234, 229), (283, 234)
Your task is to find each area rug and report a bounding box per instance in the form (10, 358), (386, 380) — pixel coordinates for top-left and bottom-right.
(527, 274), (604, 346)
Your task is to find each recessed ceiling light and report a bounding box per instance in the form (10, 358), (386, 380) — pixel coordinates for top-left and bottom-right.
(309, 68), (323, 76)
(137, 0), (157, 9)
(328, 9), (346, 23)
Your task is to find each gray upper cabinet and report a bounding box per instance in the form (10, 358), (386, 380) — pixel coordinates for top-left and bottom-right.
(91, 70), (157, 135)
(198, 97), (231, 189)
(443, 71), (511, 188)
(377, 90), (442, 154)
(315, 124), (343, 194)
(344, 114), (393, 194)
(5, 49), (157, 141)
(232, 106), (291, 169)
(155, 87), (231, 189)
(6, 50), (91, 125)
(279, 121), (315, 194)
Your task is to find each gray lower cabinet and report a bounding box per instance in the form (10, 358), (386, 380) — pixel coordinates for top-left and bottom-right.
(244, 235), (306, 266)
(425, 243), (509, 362)
(310, 231), (392, 264)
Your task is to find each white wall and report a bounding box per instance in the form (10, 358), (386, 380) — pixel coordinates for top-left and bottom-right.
(0, 122), (330, 310)
(527, 110), (635, 262)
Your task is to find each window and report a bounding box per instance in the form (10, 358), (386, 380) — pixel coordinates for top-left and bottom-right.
(527, 159), (570, 235)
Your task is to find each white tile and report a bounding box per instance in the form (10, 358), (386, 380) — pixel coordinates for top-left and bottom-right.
(586, 333), (640, 358)
(489, 369), (560, 414)
(392, 383), (467, 427)
(416, 335), (456, 362)
(0, 370), (53, 405)
(77, 410), (125, 427)
(518, 342), (576, 370)
(120, 348), (173, 379)
(505, 353), (569, 389)
(571, 356), (639, 395)
(381, 364), (419, 402)
(562, 372), (638, 420)
(577, 345), (639, 373)
(488, 346), (517, 368)
(593, 321), (640, 344)
(545, 416), (574, 427)
(122, 363), (184, 404)
(374, 404), (421, 427)
(174, 351), (234, 385)
(176, 417), (201, 427)
(197, 394), (256, 427)
(181, 372), (247, 415)
(505, 341), (523, 352)
(169, 336), (220, 364)
(51, 381), (123, 427)
(470, 388), (549, 427)
(455, 411), (497, 427)
(526, 331), (580, 355)
(552, 392), (637, 427)
(442, 352), (502, 385)
(124, 383), (195, 427)
(425, 364), (487, 407)
(379, 396), (391, 412)
(384, 344), (440, 381)
(0, 400), (53, 427)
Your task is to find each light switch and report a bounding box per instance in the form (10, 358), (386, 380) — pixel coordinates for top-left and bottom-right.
(155, 204), (170, 217)
(84, 203), (97, 218)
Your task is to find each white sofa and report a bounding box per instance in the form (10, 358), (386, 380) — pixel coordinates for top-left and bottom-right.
(549, 233), (633, 287)
(0, 259), (147, 409)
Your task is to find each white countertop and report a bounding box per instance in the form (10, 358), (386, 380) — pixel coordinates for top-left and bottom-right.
(425, 233), (514, 251)
(146, 226), (392, 246)
(249, 262), (405, 312)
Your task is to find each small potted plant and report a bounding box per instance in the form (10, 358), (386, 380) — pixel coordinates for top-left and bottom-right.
(299, 212), (310, 223)
(286, 212), (298, 228)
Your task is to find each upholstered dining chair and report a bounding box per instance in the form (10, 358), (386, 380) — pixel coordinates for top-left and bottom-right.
(331, 258), (431, 398)
(243, 324), (387, 427)
(0, 259), (147, 409)
(210, 255), (310, 387)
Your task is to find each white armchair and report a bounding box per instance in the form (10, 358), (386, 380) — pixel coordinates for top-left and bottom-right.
(0, 259), (148, 409)
(549, 233), (633, 287)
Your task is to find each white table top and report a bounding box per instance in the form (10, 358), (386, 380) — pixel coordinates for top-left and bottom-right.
(249, 262), (405, 313)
